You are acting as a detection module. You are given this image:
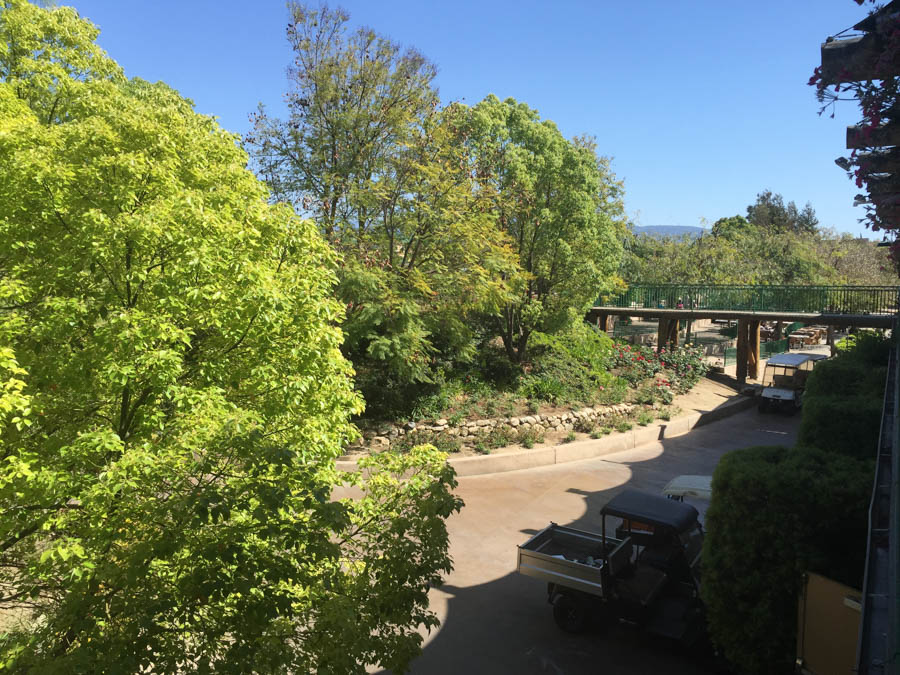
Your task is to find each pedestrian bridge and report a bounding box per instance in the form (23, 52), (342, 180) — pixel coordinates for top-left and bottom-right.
(599, 284), (899, 316)
(588, 284), (900, 382)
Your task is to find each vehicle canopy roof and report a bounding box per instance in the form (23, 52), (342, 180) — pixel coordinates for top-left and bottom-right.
(663, 475), (713, 500)
(765, 352), (828, 368)
(601, 488), (699, 533)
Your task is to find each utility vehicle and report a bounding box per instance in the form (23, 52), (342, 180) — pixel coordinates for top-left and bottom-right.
(517, 489), (704, 643)
(757, 352), (827, 413)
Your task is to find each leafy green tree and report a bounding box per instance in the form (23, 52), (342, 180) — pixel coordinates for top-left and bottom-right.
(247, 4), (518, 403)
(464, 95), (625, 361)
(746, 189), (818, 234)
(0, 2), (461, 671)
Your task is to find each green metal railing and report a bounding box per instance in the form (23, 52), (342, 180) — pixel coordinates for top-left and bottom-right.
(599, 285), (900, 315)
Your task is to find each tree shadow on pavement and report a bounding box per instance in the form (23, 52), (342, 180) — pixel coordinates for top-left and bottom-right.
(373, 405), (800, 674)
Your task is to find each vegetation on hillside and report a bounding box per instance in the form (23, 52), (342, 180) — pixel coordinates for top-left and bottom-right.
(621, 191), (896, 286)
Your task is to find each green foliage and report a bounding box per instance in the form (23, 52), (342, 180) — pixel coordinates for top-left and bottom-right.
(573, 417), (596, 434)
(464, 96), (625, 361)
(622, 194), (895, 287)
(562, 431), (577, 443)
(0, 4), (461, 671)
(798, 334), (889, 459)
(517, 427), (544, 448)
(391, 430), (462, 455)
(658, 407), (672, 421)
(523, 321), (622, 405)
(614, 418), (633, 433)
(702, 445), (871, 674)
(636, 409), (655, 426)
(247, 4), (519, 396)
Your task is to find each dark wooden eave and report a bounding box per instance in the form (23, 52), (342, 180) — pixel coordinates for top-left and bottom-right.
(848, 123), (900, 149)
(853, 0), (900, 33)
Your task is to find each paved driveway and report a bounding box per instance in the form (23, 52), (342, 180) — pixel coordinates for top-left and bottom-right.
(388, 408), (800, 675)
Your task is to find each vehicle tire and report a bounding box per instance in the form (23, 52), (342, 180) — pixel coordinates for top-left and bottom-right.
(552, 593), (589, 633)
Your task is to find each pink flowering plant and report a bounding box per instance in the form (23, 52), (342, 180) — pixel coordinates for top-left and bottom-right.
(612, 342), (708, 394)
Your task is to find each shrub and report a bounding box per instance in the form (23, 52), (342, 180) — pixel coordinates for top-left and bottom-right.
(658, 408), (672, 421)
(573, 417), (596, 433)
(517, 427), (545, 448)
(702, 445), (872, 674)
(615, 418), (633, 433)
(518, 375), (566, 403)
(562, 431), (577, 443)
(636, 409), (655, 426)
(392, 430), (462, 455)
(798, 394), (882, 460)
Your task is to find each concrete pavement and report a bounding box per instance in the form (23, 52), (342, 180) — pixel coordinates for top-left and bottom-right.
(384, 407), (800, 674)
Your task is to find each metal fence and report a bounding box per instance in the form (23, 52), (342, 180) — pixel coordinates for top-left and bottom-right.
(600, 285), (900, 315)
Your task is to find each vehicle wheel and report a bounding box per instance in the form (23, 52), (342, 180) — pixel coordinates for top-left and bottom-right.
(552, 593), (589, 633)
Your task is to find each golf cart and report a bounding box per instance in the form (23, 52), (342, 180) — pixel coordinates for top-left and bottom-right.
(757, 352), (827, 414)
(517, 489), (705, 644)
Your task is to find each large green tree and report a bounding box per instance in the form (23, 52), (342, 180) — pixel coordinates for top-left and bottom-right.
(0, 2), (461, 672)
(464, 95), (626, 361)
(247, 4), (518, 400)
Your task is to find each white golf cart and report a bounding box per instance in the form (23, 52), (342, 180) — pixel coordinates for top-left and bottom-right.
(757, 352), (828, 414)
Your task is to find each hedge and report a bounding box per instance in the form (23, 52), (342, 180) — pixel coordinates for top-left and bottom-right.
(702, 445), (872, 674)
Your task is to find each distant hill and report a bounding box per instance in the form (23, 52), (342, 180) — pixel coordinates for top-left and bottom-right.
(631, 225), (708, 239)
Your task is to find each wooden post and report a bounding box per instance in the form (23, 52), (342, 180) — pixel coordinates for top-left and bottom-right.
(596, 313), (610, 333)
(657, 318), (669, 353)
(736, 319), (749, 383)
(774, 320), (783, 341)
(748, 320), (761, 380)
(827, 326), (836, 357)
(669, 319), (680, 347)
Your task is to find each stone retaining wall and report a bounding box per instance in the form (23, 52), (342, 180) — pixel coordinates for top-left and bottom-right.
(354, 403), (635, 452)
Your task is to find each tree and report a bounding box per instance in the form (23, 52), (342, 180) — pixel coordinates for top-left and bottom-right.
(464, 95), (625, 361)
(247, 4), (518, 405)
(0, 2), (461, 671)
(746, 190), (819, 235)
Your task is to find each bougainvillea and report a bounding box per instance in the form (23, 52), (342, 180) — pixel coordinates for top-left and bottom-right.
(810, 0), (900, 269)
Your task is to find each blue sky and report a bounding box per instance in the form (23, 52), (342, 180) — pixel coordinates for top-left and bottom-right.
(66, 1), (873, 236)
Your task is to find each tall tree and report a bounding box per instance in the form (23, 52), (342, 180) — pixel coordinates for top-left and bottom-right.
(0, 2), (461, 671)
(746, 190), (819, 235)
(247, 4), (518, 403)
(464, 95), (625, 361)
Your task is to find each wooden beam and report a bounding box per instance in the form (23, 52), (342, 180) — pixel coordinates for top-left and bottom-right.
(821, 34), (900, 84)
(736, 319), (749, 383)
(657, 318), (668, 354)
(865, 175), (900, 196)
(847, 124), (900, 149)
(748, 321), (761, 380)
(856, 149), (900, 174)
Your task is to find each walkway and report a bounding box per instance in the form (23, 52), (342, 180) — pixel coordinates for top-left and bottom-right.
(383, 406), (801, 674)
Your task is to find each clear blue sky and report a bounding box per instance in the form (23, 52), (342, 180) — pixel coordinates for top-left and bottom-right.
(66, 1), (873, 236)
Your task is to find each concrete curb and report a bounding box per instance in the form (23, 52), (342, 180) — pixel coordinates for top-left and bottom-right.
(335, 394), (757, 477)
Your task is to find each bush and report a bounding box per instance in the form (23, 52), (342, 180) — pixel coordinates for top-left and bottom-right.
(702, 445), (872, 674)
(517, 427), (545, 448)
(798, 394), (882, 460)
(797, 334), (889, 460)
(526, 322), (622, 405)
(636, 409), (655, 426)
(562, 431), (577, 443)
